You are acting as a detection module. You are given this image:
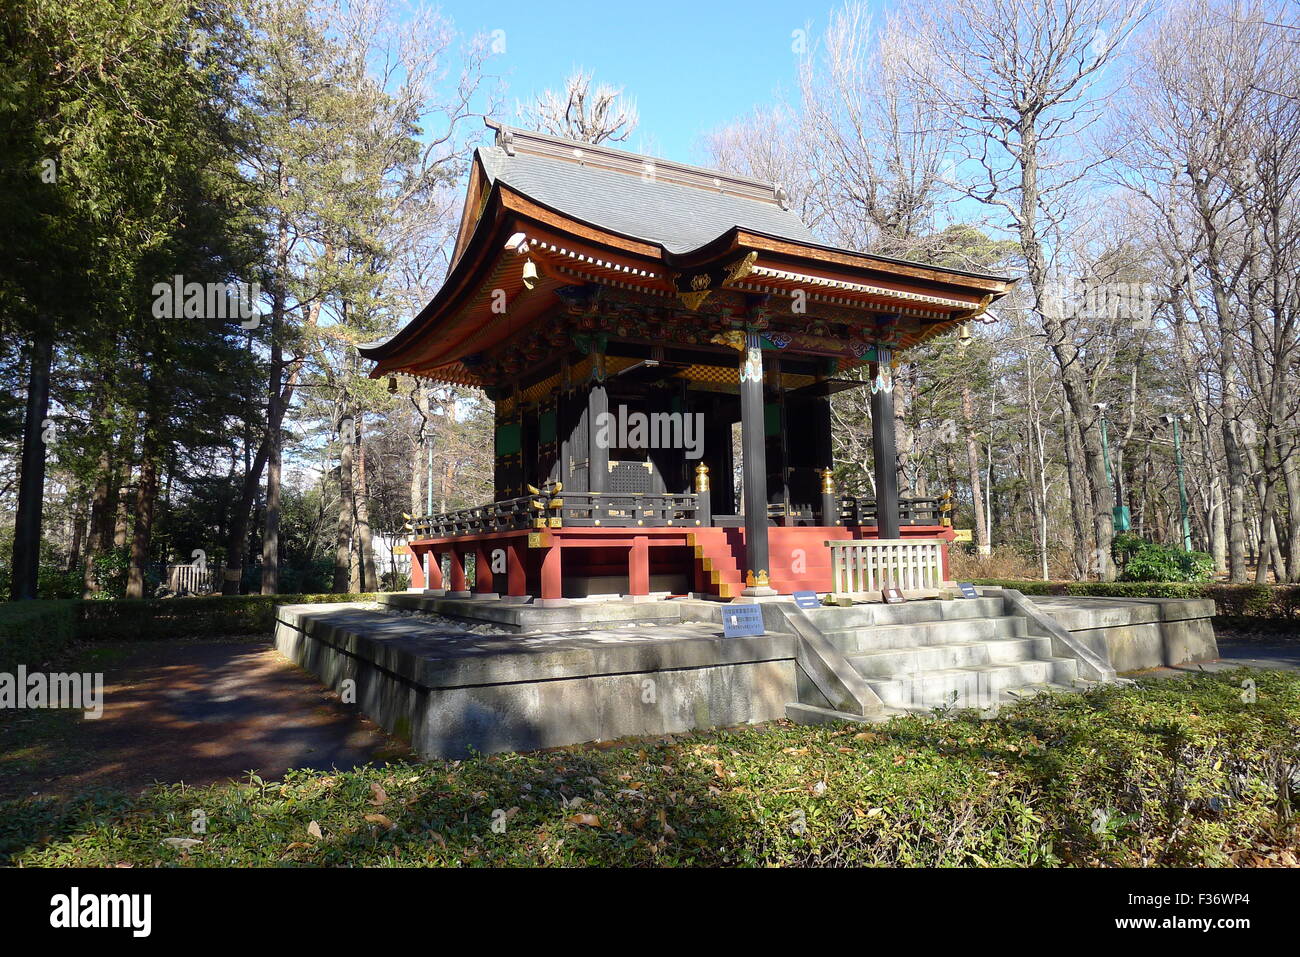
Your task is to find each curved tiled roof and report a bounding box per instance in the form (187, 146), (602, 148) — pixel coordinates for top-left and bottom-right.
(477, 124), (815, 254)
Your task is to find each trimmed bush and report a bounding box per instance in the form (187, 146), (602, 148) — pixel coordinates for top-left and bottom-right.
(1111, 534), (1214, 583)
(971, 579), (1300, 620)
(0, 601), (79, 671)
(0, 593), (381, 667)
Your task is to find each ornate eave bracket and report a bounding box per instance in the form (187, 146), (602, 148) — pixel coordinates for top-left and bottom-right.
(670, 251), (758, 311)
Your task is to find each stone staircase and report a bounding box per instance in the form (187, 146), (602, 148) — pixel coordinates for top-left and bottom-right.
(793, 597), (1085, 716)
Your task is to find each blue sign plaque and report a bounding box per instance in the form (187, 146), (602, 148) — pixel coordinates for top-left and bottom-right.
(792, 590), (821, 609)
(957, 582), (979, 599)
(722, 604), (766, 637)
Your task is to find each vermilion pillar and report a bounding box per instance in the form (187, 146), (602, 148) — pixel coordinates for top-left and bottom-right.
(473, 542), (495, 595)
(409, 546), (426, 589)
(447, 548), (468, 597)
(506, 540), (527, 598)
(427, 550), (444, 590)
(540, 543), (564, 606)
(627, 536), (650, 600)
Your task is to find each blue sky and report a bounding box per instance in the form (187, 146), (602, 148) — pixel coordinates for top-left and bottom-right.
(436, 0), (869, 163)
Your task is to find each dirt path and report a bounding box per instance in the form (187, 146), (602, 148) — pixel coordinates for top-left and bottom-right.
(0, 640), (409, 801)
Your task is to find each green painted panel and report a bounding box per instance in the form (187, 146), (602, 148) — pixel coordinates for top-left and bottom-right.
(495, 422), (522, 456)
(539, 409), (557, 445)
(764, 402), (781, 437)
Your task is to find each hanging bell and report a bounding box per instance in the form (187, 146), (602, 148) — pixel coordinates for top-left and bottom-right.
(387, 375), (398, 394)
(522, 258), (538, 290)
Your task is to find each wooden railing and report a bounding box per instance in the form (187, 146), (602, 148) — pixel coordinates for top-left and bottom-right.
(838, 495), (950, 527)
(411, 494), (537, 538)
(410, 491), (703, 538)
(826, 538), (947, 596)
(558, 492), (700, 527)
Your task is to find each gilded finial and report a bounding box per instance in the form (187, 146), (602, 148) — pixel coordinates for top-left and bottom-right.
(694, 462), (710, 493)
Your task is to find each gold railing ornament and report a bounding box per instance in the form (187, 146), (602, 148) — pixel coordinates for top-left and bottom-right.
(694, 462), (710, 493)
(941, 489), (954, 527)
(744, 569), (770, 588)
(820, 467), (836, 494)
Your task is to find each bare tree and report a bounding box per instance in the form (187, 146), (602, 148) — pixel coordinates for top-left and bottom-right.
(903, 0), (1150, 580)
(517, 68), (638, 144)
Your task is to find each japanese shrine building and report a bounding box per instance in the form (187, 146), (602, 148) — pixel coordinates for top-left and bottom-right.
(361, 121), (1014, 604)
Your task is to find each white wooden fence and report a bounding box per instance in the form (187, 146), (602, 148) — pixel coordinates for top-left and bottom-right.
(166, 563), (221, 595)
(826, 538), (947, 597)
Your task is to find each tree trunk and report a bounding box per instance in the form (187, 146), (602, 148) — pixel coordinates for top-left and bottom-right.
(1017, 118), (1113, 580)
(1061, 404), (1093, 576)
(334, 407), (356, 593)
(125, 411), (162, 600)
(10, 325), (53, 600)
(354, 414), (379, 592)
(260, 331), (286, 595)
(959, 379), (988, 553)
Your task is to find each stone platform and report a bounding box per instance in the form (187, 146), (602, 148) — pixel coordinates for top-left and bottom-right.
(273, 601), (796, 758)
(272, 590), (1220, 757)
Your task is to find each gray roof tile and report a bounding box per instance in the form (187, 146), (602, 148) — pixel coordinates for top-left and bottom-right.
(478, 143), (815, 254)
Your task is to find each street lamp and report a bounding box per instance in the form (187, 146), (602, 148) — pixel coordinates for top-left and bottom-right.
(1161, 412), (1192, 551)
(1094, 403), (1130, 532)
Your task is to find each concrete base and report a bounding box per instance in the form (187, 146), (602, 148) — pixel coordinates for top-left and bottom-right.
(444, 591), (472, 599)
(1028, 596), (1218, 673)
(273, 601), (797, 758)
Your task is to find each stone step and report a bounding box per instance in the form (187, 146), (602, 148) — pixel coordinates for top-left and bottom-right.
(864, 658), (1079, 710)
(823, 615), (1028, 653)
(783, 702), (905, 725)
(801, 596), (1007, 630)
(847, 636), (1052, 677)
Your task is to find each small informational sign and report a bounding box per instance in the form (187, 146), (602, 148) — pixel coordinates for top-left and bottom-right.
(952, 528), (973, 543)
(722, 604), (766, 637)
(958, 582), (979, 599)
(881, 586), (906, 605)
(792, 590), (821, 609)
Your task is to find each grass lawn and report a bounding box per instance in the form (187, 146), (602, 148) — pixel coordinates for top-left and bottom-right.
(2, 664), (1298, 867)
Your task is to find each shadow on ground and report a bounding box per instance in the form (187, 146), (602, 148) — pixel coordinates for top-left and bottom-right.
(0, 640), (409, 801)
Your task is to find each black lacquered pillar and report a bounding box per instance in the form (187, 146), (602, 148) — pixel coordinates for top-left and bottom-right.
(739, 331), (774, 595)
(588, 353), (609, 493)
(871, 347), (901, 539)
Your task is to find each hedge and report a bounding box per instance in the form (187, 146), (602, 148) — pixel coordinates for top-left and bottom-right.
(0, 593), (380, 669)
(971, 579), (1300, 620)
(0, 601), (79, 673)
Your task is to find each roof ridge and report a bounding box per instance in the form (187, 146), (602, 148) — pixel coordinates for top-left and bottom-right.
(485, 119), (791, 210)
